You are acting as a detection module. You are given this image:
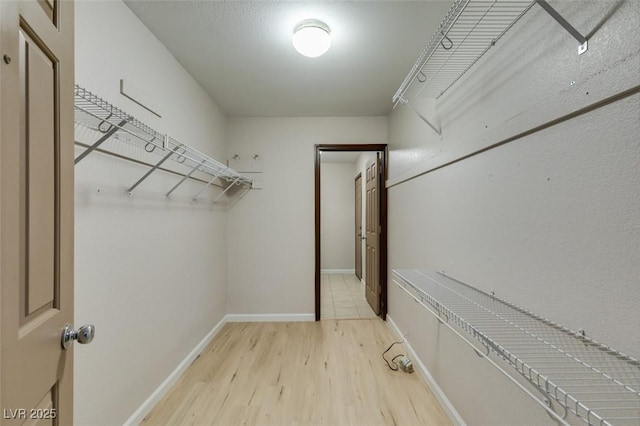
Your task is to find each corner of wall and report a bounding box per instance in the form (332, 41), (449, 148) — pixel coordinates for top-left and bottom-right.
(386, 315), (466, 426)
(123, 315), (230, 425)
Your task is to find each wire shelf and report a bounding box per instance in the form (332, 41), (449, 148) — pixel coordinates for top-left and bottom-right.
(393, 0), (536, 103)
(74, 85), (252, 197)
(393, 269), (640, 426)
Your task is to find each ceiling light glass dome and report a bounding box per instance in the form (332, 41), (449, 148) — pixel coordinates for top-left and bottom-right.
(293, 19), (331, 58)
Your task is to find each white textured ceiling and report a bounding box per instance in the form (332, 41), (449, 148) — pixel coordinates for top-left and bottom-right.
(124, 1), (453, 117)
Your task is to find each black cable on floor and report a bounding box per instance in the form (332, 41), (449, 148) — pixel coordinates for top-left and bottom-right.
(382, 340), (405, 371)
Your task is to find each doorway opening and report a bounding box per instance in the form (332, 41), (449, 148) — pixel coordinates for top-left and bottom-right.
(314, 144), (388, 321)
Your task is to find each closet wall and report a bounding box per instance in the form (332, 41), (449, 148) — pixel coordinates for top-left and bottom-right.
(226, 117), (387, 317)
(386, 1), (640, 424)
(320, 162), (356, 272)
(74, 2), (229, 425)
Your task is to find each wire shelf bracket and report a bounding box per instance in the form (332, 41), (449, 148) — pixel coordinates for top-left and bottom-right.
(127, 145), (183, 196)
(74, 118), (129, 165)
(399, 97), (442, 136)
(536, 0), (588, 55)
(165, 159), (206, 199)
(74, 85), (252, 203)
(393, 269), (640, 426)
(192, 173), (220, 202)
(211, 176), (241, 205)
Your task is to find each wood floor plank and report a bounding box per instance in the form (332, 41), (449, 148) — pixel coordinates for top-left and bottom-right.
(142, 320), (451, 426)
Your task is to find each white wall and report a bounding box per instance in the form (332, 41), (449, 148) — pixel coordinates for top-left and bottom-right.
(74, 1), (229, 424)
(226, 117), (387, 315)
(387, 1), (640, 424)
(320, 162), (355, 271)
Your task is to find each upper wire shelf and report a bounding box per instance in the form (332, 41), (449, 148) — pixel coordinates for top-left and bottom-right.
(394, 0), (535, 103)
(393, 269), (640, 426)
(74, 85), (252, 201)
(393, 0), (588, 104)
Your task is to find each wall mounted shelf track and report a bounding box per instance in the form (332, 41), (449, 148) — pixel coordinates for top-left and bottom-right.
(393, 269), (640, 426)
(73, 85), (251, 203)
(393, 0), (589, 106)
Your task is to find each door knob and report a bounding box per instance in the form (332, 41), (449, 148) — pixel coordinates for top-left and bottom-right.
(61, 324), (95, 350)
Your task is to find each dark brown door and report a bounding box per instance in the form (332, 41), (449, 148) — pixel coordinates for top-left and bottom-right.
(365, 157), (380, 314)
(355, 173), (363, 280)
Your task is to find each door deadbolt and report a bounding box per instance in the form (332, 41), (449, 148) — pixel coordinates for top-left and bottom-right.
(61, 324), (95, 350)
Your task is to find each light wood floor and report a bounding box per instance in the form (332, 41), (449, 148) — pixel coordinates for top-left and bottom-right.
(142, 320), (451, 426)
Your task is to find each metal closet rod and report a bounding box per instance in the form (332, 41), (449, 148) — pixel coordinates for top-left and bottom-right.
(162, 139), (246, 182)
(73, 85), (250, 185)
(122, 140), (250, 197)
(73, 84), (252, 199)
(74, 141), (225, 189)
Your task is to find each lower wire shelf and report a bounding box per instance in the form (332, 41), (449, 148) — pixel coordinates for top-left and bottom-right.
(392, 269), (640, 426)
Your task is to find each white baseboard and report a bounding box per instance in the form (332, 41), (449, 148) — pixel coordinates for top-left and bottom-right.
(123, 315), (229, 426)
(386, 315), (466, 426)
(226, 313), (315, 322)
(320, 269), (355, 275)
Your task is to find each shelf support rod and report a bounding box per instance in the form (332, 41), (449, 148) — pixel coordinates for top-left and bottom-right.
(74, 118), (129, 165)
(128, 145), (182, 195)
(400, 98), (441, 136)
(212, 177), (241, 205)
(192, 173), (220, 201)
(165, 159), (206, 198)
(536, 0), (588, 54)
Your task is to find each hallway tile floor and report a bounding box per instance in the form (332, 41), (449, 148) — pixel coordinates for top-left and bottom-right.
(321, 273), (377, 319)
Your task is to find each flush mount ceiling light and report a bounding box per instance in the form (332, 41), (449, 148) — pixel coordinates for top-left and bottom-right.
(292, 19), (331, 58)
